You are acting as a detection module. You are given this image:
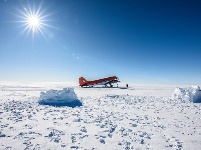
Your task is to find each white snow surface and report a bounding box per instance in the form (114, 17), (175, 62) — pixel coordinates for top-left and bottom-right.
(0, 82), (201, 150)
(172, 86), (201, 103)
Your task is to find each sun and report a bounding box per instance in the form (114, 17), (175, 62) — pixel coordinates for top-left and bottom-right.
(17, 3), (53, 37)
(25, 14), (42, 34)
(28, 16), (40, 27)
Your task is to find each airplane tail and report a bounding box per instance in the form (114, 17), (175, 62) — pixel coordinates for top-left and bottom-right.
(79, 77), (87, 86)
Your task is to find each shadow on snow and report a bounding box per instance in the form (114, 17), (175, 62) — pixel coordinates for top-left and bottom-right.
(38, 99), (82, 108)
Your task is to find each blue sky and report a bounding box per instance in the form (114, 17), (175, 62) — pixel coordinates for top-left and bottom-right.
(0, 0), (201, 84)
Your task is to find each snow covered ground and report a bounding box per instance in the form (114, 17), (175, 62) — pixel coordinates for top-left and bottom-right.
(0, 82), (201, 150)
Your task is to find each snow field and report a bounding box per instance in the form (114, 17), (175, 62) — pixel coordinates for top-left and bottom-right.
(0, 83), (201, 149)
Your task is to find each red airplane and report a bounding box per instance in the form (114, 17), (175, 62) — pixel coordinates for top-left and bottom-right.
(79, 76), (120, 87)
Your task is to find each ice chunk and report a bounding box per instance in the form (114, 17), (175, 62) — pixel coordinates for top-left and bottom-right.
(172, 86), (201, 103)
(38, 88), (82, 107)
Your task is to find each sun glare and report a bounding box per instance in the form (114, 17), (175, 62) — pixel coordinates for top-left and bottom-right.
(29, 16), (39, 26)
(17, 3), (53, 37)
(25, 14), (42, 33)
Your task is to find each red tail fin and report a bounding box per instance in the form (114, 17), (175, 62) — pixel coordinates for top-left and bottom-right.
(79, 77), (87, 86)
